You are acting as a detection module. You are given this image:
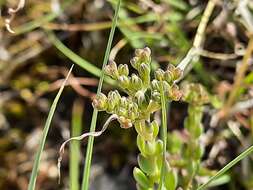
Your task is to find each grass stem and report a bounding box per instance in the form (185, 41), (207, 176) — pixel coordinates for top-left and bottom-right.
(158, 87), (169, 190)
(80, 1), (121, 190)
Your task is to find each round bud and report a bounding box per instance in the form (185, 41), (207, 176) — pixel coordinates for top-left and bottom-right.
(104, 60), (118, 79)
(154, 69), (165, 81)
(92, 93), (108, 111)
(118, 64), (129, 76)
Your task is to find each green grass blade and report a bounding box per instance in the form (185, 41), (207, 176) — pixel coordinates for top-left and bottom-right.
(70, 99), (84, 190)
(81, 1), (121, 190)
(27, 65), (74, 190)
(47, 31), (115, 85)
(197, 145), (253, 190)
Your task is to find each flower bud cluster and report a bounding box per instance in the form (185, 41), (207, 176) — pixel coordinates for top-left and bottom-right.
(93, 48), (208, 189)
(92, 90), (138, 128)
(151, 64), (183, 102)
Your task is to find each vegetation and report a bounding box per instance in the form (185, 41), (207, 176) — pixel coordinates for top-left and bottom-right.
(0, 0), (253, 190)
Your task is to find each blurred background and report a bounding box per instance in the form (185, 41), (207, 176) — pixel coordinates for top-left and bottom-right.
(0, 0), (253, 189)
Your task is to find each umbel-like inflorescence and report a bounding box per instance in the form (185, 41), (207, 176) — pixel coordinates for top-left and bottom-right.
(92, 47), (209, 190)
(93, 47), (182, 128)
(93, 47), (182, 189)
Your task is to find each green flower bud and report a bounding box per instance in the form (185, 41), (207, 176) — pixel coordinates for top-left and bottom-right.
(133, 167), (151, 189)
(117, 107), (127, 117)
(108, 90), (121, 102)
(154, 69), (165, 81)
(104, 60), (119, 79)
(139, 63), (150, 86)
(107, 90), (121, 112)
(164, 70), (173, 84)
(135, 47), (151, 64)
(167, 64), (183, 81)
(152, 91), (161, 102)
(131, 74), (143, 91)
(135, 48), (143, 57)
(130, 57), (139, 70)
(151, 79), (160, 91)
(118, 64), (129, 76)
(128, 102), (139, 120)
(120, 96), (129, 108)
(118, 75), (130, 89)
(135, 90), (148, 109)
(92, 93), (108, 111)
(143, 47), (151, 59)
(138, 154), (156, 175)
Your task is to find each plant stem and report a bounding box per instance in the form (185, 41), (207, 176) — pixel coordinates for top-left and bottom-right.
(158, 88), (169, 190)
(80, 1), (121, 190)
(70, 99), (83, 190)
(197, 145), (253, 190)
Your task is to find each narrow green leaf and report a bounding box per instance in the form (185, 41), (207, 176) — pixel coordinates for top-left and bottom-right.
(27, 65), (74, 190)
(158, 88), (169, 190)
(47, 31), (115, 85)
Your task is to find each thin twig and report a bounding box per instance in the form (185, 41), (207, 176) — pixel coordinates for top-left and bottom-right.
(199, 49), (238, 60)
(176, 0), (218, 77)
(193, 0), (218, 49)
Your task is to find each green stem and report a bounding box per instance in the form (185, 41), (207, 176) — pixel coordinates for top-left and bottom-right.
(158, 88), (168, 190)
(70, 99), (83, 190)
(80, 1), (121, 190)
